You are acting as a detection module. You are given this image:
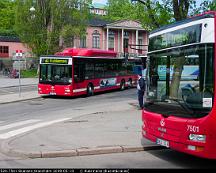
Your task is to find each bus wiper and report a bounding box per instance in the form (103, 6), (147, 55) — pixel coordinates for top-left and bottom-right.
(144, 99), (165, 106)
(166, 98), (195, 117)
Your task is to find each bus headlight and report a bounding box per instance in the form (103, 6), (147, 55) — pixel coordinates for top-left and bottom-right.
(189, 134), (206, 142)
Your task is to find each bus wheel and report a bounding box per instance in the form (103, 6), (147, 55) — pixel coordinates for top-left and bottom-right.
(120, 80), (125, 90)
(87, 84), (94, 96)
(128, 79), (133, 88)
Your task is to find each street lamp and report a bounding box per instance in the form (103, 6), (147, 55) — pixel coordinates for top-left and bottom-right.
(29, 6), (36, 19)
(30, 6), (35, 13)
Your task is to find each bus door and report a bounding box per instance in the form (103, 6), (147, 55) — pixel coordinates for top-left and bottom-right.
(73, 59), (86, 94)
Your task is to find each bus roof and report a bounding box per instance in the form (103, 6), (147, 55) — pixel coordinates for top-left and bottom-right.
(150, 11), (215, 35)
(55, 48), (117, 58)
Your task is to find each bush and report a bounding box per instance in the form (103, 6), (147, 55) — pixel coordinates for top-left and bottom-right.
(21, 69), (38, 78)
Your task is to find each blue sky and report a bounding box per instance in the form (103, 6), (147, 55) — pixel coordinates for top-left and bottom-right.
(92, 0), (107, 5)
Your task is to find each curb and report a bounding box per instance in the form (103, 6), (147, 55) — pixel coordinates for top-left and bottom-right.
(0, 84), (37, 89)
(1, 139), (165, 158)
(0, 96), (42, 105)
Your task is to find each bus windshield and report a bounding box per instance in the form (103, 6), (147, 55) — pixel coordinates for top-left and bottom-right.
(39, 64), (72, 85)
(145, 43), (214, 118)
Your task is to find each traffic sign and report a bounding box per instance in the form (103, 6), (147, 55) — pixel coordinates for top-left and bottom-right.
(16, 50), (23, 57)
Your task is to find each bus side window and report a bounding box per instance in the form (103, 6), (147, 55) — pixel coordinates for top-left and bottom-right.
(74, 62), (85, 83)
(79, 64), (85, 82)
(95, 63), (104, 78)
(85, 63), (94, 79)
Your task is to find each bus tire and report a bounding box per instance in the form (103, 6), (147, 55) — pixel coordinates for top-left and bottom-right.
(120, 80), (125, 90)
(87, 84), (94, 96)
(128, 78), (133, 88)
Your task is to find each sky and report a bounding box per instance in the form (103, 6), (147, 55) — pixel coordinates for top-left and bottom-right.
(92, 0), (107, 5)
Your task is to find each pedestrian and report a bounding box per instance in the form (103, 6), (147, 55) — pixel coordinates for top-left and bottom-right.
(3, 68), (7, 76)
(137, 73), (145, 110)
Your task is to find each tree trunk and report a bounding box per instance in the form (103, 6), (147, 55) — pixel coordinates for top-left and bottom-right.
(173, 0), (189, 21)
(169, 56), (185, 99)
(169, 0), (189, 99)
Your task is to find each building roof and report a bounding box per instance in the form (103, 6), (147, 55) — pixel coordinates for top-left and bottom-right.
(87, 18), (147, 31)
(88, 18), (111, 27)
(106, 20), (146, 31)
(0, 36), (20, 42)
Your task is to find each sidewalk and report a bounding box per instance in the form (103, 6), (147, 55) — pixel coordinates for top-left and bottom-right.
(0, 91), (40, 104)
(0, 76), (38, 88)
(0, 78), (162, 158)
(0, 77), (40, 104)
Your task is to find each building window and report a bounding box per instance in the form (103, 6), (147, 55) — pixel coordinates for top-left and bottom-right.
(124, 38), (129, 53)
(93, 36), (100, 48)
(92, 30), (100, 48)
(0, 46), (9, 58)
(124, 31), (129, 38)
(108, 37), (114, 51)
(138, 38), (143, 54)
(0, 46), (9, 53)
(108, 31), (115, 51)
(80, 36), (86, 48)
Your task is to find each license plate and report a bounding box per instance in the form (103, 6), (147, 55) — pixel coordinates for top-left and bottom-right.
(49, 92), (56, 95)
(156, 138), (169, 147)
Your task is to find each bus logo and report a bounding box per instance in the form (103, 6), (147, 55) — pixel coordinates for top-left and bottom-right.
(160, 119), (165, 127)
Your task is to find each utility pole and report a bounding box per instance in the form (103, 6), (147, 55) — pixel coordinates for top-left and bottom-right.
(16, 50), (23, 97)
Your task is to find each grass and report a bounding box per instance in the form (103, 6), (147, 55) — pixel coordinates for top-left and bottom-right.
(21, 69), (38, 78)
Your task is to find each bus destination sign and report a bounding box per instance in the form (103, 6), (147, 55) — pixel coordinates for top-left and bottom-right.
(40, 57), (72, 65)
(149, 24), (202, 52)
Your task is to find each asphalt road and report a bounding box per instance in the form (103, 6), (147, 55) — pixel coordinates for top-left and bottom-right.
(0, 88), (216, 168)
(0, 88), (137, 122)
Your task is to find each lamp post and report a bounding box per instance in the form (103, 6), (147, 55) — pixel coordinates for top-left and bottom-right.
(29, 6), (36, 19)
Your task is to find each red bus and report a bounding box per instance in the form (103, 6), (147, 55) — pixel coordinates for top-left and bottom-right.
(142, 11), (216, 159)
(38, 48), (138, 96)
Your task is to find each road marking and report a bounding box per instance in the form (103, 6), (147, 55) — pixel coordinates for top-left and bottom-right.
(0, 118), (70, 139)
(0, 119), (41, 131)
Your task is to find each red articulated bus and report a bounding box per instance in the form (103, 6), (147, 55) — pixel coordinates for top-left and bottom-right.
(38, 48), (139, 97)
(142, 11), (216, 159)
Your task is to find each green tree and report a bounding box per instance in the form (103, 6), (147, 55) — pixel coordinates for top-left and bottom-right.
(15, 0), (91, 57)
(209, 0), (216, 10)
(132, 0), (199, 28)
(0, 0), (16, 36)
(105, 0), (173, 30)
(133, 0), (212, 98)
(105, 0), (213, 36)
(132, 0), (173, 30)
(105, 0), (135, 21)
